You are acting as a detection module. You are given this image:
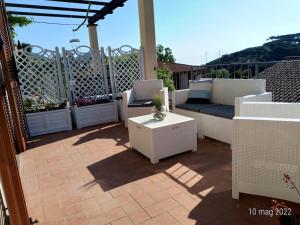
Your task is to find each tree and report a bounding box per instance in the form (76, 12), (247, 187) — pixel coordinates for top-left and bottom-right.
(208, 32), (300, 64)
(156, 44), (176, 62)
(210, 68), (230, 78)
(7, 15), (32, 39)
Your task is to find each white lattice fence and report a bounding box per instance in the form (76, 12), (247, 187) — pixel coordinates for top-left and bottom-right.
(108, 45), (144, 96)
(62, 46), (109, 102)
(15, 45), (65, 103)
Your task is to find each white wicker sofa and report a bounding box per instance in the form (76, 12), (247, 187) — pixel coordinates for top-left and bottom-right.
(172, 79), (271, 144)
(122, 79), (169, 127)
(232, 102), (300, 203)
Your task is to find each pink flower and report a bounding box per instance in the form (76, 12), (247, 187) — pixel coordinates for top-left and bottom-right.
(283, 174), (291, 183)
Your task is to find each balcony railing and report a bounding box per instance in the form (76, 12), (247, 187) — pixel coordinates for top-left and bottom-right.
(191, 61), (281, 79)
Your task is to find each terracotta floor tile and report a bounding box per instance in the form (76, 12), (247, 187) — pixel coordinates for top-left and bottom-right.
(150, 186), (182, 202)
(43, 202), (64, 222)
(111, 216), (134, 225)
(99, 194), (134, 212)
(145, 199), (179, 217)
(122, 202), (150, 224)
(65, 215), (88, 225)
(130, 190), (155, 208)
(79, 198), (103, 217)
(43, 219), (67, 225)
(88, 214), (107, 225)
(168, 206), (197, 225)
(60, 193), (85, 207)
(104, 207), (127, 223)
(62, 203), (82, 217)
(173, 192), (200, 211)
(28, 205), (45, 224)
(145, 212), (177, 225)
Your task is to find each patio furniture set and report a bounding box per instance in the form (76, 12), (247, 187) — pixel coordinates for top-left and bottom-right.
(124, 78), (300, 205)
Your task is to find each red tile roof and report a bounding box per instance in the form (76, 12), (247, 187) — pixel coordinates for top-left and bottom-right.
(158, 61), (205, 73)
(258, 60), (300, 102)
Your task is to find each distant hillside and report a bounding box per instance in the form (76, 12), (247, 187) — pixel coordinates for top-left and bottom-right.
(208, 33), (300, 64)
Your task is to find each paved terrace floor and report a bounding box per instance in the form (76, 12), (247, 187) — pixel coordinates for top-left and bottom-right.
(19, 123), (299, 225)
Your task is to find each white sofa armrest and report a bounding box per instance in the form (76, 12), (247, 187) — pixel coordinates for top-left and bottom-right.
(237, 102), (300, 119)
(160, 87), (169, 111)
(232, 116), (300, 202)
(172, 89), (190, 110)
(122, 89), (134, 127)
(122, 89), (134, 105)
(235, 92), (272, 116)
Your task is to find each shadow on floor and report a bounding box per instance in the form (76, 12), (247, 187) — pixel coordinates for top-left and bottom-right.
(28, 122), (128, 148)
(86, 137), (230, 192)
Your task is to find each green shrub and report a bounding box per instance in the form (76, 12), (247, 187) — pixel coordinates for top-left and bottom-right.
(157, 67), (175, 91)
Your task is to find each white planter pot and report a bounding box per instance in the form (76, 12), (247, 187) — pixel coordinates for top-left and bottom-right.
(72, 101), (119, 129)
(26, 108), (72, 137)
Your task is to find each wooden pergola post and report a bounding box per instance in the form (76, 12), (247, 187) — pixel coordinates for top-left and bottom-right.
(87, 23), (100, 51)
(0, 93), (30, 225)
(138, 0), (157, 80)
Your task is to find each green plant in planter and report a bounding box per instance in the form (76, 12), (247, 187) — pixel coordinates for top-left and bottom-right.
(157, 67), (175, 92)
(152, 95), (166, 120)
(23, 98), (33, 112)
(45, 102), (57, 111)
(23, 97), (67, 113)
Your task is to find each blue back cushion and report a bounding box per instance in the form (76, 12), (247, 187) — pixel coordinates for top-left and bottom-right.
(186, 90), (212, 103)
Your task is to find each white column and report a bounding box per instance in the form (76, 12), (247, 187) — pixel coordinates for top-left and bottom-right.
(138, 0), (157, 80)
(87, 24), (99, 51)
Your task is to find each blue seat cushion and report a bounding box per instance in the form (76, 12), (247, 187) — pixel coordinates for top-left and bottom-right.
(128, 100), (153, 107)
(176, 103), (235, 119)
(199, 104), (235, 119)
(176, 103), (217, 112)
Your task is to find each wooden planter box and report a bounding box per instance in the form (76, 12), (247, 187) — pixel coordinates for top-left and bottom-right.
(72, 101), (118, 129)
(26, 108), (72, 137)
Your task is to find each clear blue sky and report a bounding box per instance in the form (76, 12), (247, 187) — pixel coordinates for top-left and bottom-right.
(11, 0), (300, 64)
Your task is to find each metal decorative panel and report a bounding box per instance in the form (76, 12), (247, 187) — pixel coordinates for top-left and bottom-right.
(63, 46), (108, 101)
(108, 45), (144, 96)
(15, 45), (64, 103)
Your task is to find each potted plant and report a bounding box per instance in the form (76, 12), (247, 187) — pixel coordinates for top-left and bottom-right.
(272, 174), (300, 225)
(71, 96), (118, 129)
(151, 95), (167, 120)
(24, 96), (72, 137)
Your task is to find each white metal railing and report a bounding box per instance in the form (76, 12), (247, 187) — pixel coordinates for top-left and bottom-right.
(191, 61), (280, 79)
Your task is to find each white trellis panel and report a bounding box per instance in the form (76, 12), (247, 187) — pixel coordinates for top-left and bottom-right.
(14, 45), (65, 103)
(108, 45), (144, 97)
(62, 46), (109, 102)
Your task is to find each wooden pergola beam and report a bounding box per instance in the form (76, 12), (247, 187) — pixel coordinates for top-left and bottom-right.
(8, 11), (89, 19)
(47, 0), (109, 6)
(5, 3), (99, 13)
(88, 0), (126, 24)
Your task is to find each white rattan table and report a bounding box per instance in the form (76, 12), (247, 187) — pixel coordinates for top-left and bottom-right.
(128, 112), (197, 164)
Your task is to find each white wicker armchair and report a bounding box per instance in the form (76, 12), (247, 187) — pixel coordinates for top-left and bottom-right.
(122, 79), (169, 127)
(232, 102), (300, 203)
